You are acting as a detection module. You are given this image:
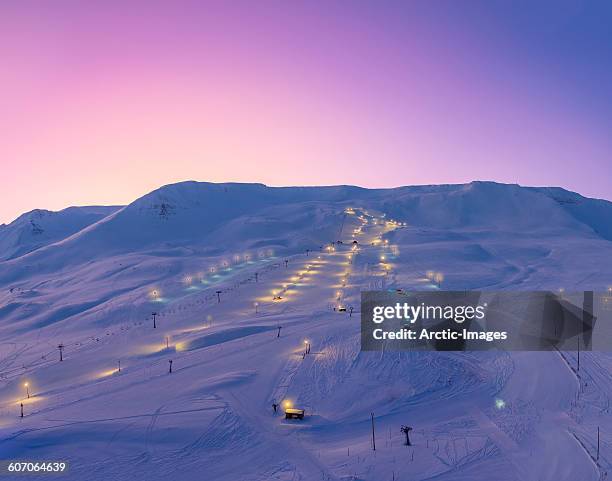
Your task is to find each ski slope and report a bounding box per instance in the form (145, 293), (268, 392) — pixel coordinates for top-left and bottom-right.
(0, 181), (611, 481)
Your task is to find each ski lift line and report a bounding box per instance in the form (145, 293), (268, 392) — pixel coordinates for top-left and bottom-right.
(569, 430), (604, 474)
(31, 405), (227, 429)
(151, 260), (287, 317)
(16, 329), (241, 413)
(552, 345), (582, 383)
(0, 330), (124, 383)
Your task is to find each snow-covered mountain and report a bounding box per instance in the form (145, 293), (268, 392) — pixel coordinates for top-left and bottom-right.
(2, 181), (610, 265)
(0, 180), (611, 481)
(1, 179), (611, 344)
(0, 206), (121, 261)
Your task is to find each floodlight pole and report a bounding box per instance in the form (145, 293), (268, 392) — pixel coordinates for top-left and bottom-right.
(371, 412), (376, 451)
(577, 336), (580, 372)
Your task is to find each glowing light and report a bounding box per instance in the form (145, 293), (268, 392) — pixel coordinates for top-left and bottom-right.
(17, 395), (44, 406)
(136, 342), (168, 355)
(96, 368), (120, 379)
(495, 398), (506, 410)
(283, 400), (292, 409)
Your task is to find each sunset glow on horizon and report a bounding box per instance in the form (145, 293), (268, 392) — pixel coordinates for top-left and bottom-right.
(2, 1), (611, 224)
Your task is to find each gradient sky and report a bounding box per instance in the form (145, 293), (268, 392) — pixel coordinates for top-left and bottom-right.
(2, 0), (611, 224)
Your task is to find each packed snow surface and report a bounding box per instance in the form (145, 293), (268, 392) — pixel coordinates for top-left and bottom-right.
(0, 181), (611, 481)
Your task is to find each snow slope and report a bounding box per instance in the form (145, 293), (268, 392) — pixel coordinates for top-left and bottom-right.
(0, 181), (611, 481)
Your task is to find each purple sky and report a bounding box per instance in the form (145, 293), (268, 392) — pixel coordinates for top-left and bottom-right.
(2, 1), (611, 224)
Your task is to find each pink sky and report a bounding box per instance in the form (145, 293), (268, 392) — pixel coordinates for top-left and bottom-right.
(2, 1), (611, 224)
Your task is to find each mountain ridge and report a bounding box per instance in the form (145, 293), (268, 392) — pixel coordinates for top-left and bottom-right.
(1, 181), (610, 268)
